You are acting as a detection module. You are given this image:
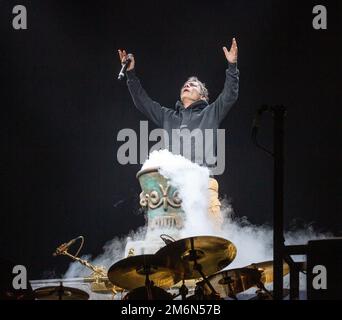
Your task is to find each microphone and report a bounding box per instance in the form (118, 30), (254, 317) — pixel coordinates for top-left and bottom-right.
(53, 236), (81, 256)
(118, 58), (132, 80)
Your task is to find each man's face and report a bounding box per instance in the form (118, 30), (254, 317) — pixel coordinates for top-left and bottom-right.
(180, 80), (203, 104)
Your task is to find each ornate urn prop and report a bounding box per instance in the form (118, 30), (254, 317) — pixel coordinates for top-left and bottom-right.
(125, 167), (185, 256)
(137, 167), (185, 231)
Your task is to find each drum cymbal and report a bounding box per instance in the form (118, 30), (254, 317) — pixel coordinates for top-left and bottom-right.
(200, 260), (302, 299)
(123, 285), (173, 300)
(155, 236), (237, 280)
(201, 267), (262, 298)
(107, 254), (179, 291)
(34, 284), (89, 300)
(244, 260), (290, 284)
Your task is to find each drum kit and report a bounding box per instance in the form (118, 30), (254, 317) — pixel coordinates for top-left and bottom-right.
(30, 235), (292, 300)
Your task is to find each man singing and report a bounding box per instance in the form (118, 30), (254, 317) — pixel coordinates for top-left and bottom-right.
(118, 38), (239, 228)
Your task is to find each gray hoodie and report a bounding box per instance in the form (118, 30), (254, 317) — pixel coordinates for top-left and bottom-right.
(126, 63), (239, 173)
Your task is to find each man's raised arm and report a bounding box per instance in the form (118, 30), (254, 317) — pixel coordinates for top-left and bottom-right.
(118, 49), (165, 127)
(210, 38), (240, 123)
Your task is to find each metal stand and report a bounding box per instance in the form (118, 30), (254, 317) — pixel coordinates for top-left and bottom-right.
(189, 238), (219, 297)
(252, 105), (307, 300)
(273, 106), (286, 300)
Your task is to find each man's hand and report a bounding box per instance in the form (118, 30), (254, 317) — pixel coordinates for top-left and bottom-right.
(223, 38), (238, 64)
(118, 49), (135, 71)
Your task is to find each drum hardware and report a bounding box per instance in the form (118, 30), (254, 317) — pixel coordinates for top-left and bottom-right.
(250, 288), (290, 300)
(179, 280), (189, 300)
(193, 282), (206, 300)
(127, 248), (135, 256)
(123, 284), (173, 300)
(155, 236), (237, 280)
(254, 281), (273, 299)
(196, 268), (264, 300)
(188, 237), (219, 297)
(196, 260), (297, 300)
(108, 254), (178, 300)
(154, 235), (236, 299)
(33, 282), (89, 300)
(245, 260), (300, 300)
(160, 234), (176, 245)
(83, 274), (120, 295)
(53, 236), (122, 295)
(140, 263), (155, 296)
(244, 260), (290, 284)
(107, 254), (180, 292)
(218, 275), (238, 300)
(171, 279), (189, 300)
(187, 279), (222, 300)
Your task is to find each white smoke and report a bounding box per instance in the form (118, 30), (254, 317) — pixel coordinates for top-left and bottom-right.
(63, 227), (147, 279)
(63, 149), (332, 296)
(219, 204), (332, 269)
(142, 149), (214, 236)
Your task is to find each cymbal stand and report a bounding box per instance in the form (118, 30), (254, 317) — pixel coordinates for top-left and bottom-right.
(179, 280), (189, 300)
(255, 281), (273, 300)
(171, 280), (188, 300)
(57, 282), (64, 301)
(141, 264), (154, 300)
(224, 276), (238, 300)
(189, 237), (219, 298)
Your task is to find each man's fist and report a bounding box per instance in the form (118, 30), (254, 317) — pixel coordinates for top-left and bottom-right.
(118, 49), (135, 71)
(223, 38), (238, 64)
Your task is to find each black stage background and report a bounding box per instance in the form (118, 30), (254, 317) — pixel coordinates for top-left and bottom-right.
(1, 0), (340, 280)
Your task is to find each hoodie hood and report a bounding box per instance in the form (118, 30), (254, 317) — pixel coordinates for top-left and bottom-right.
(175, 99), (208, 112)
